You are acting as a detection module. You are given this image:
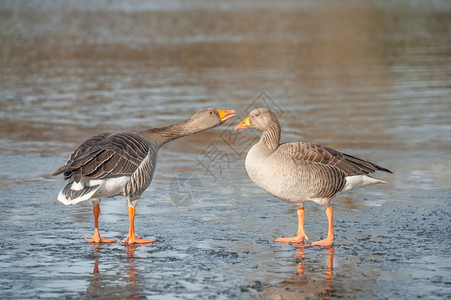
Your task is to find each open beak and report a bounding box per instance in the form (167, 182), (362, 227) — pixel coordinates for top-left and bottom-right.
(217, 109), (236, 123)
(234, 116), (251, 130)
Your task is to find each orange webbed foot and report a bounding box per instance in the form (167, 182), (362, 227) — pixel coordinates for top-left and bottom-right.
(310, 235), (334, 247)
(274, 234), (309, 244)
(275, 207), (309, 245)
(85, 236), (116, 244)
(122, 236), (156, 245)
(310, 206), (334, 247)
(123, 206), (156, 245)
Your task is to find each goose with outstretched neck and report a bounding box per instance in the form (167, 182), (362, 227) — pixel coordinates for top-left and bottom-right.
(53, 108), (236, 244)
(235, 108), (392, 246)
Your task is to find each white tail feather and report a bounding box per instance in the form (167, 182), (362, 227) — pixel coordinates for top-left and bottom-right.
(56, 176), (130, 205)
(342, 175), (385, 192)
(57, 185), (100, 205)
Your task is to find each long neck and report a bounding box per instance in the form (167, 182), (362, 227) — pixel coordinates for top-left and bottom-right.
(138, 118), (205, 146)
(260, 121), (281, 153)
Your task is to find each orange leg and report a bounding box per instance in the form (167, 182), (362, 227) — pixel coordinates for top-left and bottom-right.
(122, 207), (155, 244)
(311, 206), (334, 247)
(85, 204), (116, 243)
(275, 207), (309, 243)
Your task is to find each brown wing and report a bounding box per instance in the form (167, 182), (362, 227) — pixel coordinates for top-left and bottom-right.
(52, 132), (154, 182)
(278, 142), (392, 176)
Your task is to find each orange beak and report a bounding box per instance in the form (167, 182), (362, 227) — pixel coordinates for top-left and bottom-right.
(234, 116), (251, 130)
(217, 109), (236, 123)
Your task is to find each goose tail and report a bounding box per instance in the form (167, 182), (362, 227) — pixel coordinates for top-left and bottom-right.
(57, 180), (100, 205)
(342, 175), (386, 192)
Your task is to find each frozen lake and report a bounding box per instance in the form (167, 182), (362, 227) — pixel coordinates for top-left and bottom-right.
(1, 0), (450, 298)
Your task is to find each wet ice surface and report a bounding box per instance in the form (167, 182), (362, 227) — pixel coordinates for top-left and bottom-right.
(1, 0), (451, 299)
(1, 174), (450, 299)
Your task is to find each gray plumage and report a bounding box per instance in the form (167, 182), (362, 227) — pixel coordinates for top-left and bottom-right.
(53, 108), (235, 207)
(235, 107), (392, 246)
(239, 108), (392, 207)
(52, 108), (235, 244)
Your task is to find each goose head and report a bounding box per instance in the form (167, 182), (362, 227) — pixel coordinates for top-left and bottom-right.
(190, 108), (236, 130)
(234, 108), (278, 131)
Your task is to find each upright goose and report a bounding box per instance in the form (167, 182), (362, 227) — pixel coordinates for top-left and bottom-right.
(234, 108), (392, 246)
(53, 108), (236, 244)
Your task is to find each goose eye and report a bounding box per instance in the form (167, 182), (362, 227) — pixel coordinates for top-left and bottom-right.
(254, 113), (260, 117)
(209, 110), (213, 115)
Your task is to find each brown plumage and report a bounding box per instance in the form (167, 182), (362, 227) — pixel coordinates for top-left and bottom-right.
(281, 142), (392, 176)
(235, 107), (392, 246)
(53, 108), (236, 244)
(53, 132), (156, 201)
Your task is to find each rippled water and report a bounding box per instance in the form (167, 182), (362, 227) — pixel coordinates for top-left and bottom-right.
(1, 0), (450, 299)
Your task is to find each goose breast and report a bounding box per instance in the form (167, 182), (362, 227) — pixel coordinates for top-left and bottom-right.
(245, 142), (347, 205)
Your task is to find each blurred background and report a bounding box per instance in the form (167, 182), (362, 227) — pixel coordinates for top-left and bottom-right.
(1, 0), (450, 299)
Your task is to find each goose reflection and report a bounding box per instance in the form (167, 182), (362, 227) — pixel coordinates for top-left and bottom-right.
(292, 244), (335, 297)
(124, 244), (140, 288)
(262, 244), (336, 298)
(297, 244), (334, 277)
(85, 243), (151, 298)
(91, 243), (101, 274)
